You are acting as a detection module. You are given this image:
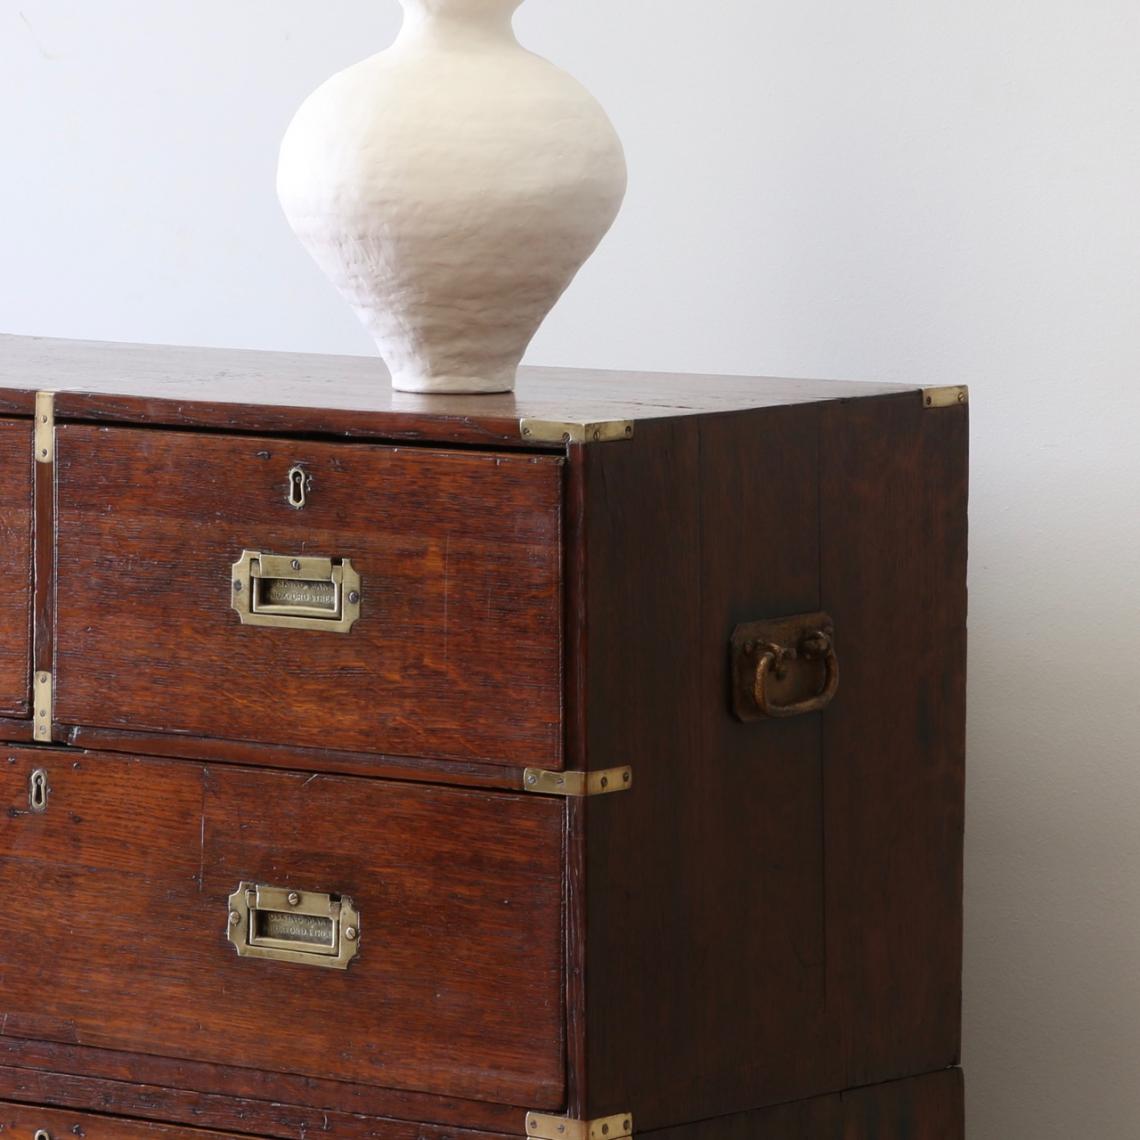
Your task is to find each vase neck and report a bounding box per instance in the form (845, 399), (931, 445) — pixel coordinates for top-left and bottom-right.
(397, 0), (522, 49)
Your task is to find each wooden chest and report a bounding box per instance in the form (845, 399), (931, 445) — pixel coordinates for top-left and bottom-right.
(0, 336), (968, 1140)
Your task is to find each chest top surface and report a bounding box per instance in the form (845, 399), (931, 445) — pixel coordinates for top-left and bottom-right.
(0, 334), (911, 446)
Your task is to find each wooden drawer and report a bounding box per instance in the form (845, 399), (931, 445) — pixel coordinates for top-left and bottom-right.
(53, 426), (564, 767)
(0, 747), (565, 1108)
(0, 420), (33, 718)
(0, 1101), (248, 1139)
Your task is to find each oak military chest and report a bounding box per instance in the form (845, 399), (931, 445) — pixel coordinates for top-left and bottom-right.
(0, 335), (968, 1140)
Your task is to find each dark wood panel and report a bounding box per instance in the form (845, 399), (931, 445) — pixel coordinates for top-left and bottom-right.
(0, 1037), (526, 1135)
(0, 748), (564, 1108)
(0, 335), (909, 447)
(820, 396), (968, 1085)
(54, 426), (563, 767)
(580, 407), (832, 1129)
(0, 421), (33, 717)
(0, 1079), (517, 1140)
(640, 1069), (963, 1139)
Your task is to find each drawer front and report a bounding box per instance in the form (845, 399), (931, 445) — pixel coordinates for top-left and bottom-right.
(0, 1102), (246, 1139)
(53, 426), (564, 767)
(0, 421), (33, 718)
(0, 748), (565, 1108)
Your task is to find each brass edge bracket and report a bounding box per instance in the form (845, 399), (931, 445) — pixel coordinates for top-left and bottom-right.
(921, 385), (969, 409)
(520, 419), (635, 444)
(523, 766), (633, 797)
(33, 671), (52, 742)
(35, 391), (55, 463)
(526, 1112), (633, 1140)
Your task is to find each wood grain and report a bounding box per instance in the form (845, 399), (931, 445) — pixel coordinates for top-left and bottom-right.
(0, 1037), (526, 1135)
(53, 426), (563, 768)
(0, 1098), (249, 1140)
(0, 421), (32, 717)
(64, 724), (527, 792)
(639, 1069), (963, 1139)
(0, 1081), (517, 1140)
(580, 409), (839, 1129)
(0, 747), (564, 1108)
(820, 394), (968, 1085)
(0, 335), (910, 448)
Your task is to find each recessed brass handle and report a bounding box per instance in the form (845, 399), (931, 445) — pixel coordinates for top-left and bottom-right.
(34, 1130), (52, 1140)
(227, 882), (361, 970)
(730, 612), (839, 721)
(231, 550), (361, 633)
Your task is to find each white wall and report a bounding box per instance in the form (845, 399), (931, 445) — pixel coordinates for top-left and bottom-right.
(3, 2), (1139, 1136)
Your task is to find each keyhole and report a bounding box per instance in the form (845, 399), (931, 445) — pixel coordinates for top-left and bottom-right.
(287, 466), (307, 509)
(29, 768), (48, 813)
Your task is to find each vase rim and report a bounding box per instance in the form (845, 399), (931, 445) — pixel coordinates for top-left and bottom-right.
(400, 0), (524, 12)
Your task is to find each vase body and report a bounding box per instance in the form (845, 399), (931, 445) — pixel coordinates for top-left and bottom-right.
(277, 0), (627, 393)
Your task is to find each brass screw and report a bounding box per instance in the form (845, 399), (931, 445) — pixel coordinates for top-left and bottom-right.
(526, 773), (538, 786)
(287, 891), (301, 906)
(345, 926), (358, 942)
(348, 590), (360, 605)
(291, 559), (302, 571)
(623, 771), (631, 784)
(228, 911), (241, 926)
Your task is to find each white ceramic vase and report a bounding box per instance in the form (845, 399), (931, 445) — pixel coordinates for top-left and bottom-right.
(277, 0), (627, 394)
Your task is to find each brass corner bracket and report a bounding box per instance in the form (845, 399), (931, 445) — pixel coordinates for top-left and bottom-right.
(921, 385), (969, 409)
(522, 766), (632, 798)
(34, 390), (55, 463)
(33, 671), (52, 743)
(519, 419), (635, 445)
(526, 1112), (633, 1140)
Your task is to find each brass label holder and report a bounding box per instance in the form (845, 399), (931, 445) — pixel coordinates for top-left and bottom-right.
(231, 550), (361, 633)
(227, 882), (361, 970)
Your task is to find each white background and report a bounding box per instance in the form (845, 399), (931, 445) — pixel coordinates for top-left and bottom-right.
(3, 3), (1140, 1136)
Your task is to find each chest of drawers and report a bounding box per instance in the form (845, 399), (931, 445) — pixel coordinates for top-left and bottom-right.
(0, 336), (967, 1140)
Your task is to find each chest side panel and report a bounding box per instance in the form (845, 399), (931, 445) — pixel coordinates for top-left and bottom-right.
(581, 395), (967, 1126)
(820, 393), (968, 1084)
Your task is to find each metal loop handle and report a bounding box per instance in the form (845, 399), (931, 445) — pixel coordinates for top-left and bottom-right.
(752, 629), (839, 718)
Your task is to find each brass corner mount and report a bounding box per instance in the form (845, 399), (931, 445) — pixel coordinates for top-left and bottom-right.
(525, 1112), (633, 1140)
